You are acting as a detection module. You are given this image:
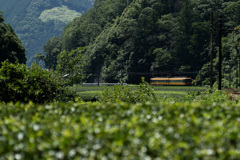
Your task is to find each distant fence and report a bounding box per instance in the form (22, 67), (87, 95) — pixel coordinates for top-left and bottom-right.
(82, 83), (128, 86)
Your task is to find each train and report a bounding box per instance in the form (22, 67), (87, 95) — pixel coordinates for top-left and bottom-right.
(150, 77), (193, 86)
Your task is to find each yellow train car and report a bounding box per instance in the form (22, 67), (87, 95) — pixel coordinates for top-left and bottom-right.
(150, 77), (192, 86)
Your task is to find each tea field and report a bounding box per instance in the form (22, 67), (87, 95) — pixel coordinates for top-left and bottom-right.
(1, 85), (238, 159)
(1, 100), (240, 159)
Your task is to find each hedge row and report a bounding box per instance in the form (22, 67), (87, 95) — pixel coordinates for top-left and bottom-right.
(0, 101), (240, 159)
(0, 61), (75, 103)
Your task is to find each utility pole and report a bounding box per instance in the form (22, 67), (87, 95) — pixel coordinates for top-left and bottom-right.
(97, 55), (100, 86)
(210, 12), (214, 90)
(218, 15), (222, 90)
(239, 56), (240, 88)
(210, 14), (240, 90)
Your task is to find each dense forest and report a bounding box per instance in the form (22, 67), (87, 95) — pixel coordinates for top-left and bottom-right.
(39, 0), (240, 85)
(0, 11), (26, 65)
(1, 0), (240, 85)
(0, 0), (94, 65)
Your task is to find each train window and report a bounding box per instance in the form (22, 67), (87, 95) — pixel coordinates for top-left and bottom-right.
(184, 79), (192, 83)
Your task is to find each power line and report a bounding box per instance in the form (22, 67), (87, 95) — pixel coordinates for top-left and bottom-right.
(128, 71), (200, 75)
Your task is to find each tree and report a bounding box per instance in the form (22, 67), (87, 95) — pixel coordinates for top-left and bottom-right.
(0, 61), (75, 103)
(0, 11), (26, 65)
(0, 10), (4, 22)
(173, 0), (194, 70)
(34, 53), (45, 65)
(43, 36), (61, 70)
(224, 1), (240, 28)
(56, 47), (88, 85)
(189, 22), (210, 69)
(153, 48), (173, 71)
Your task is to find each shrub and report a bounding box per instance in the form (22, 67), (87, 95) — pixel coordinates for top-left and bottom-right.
(100, 78), (156, 103)
(0, 61), (75, 103)
(182, 88), (233, 104)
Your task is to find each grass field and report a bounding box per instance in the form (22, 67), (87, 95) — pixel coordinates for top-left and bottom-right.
(69, 85), (206, 101)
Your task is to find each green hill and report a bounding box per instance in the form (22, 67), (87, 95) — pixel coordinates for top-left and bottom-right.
(0, 0), (94, 65)
(46, 0), (240, 85)
(6, 0), (239, 85)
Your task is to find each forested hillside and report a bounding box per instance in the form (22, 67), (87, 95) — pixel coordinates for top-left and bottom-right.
(0, 11), (26, 65)
(43, 0), (240, 85)
(0, 0), (94, 65)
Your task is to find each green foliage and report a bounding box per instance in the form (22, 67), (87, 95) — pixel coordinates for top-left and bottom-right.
(34, 53), (45, 66)
(70, 84), (206, 102)
(1, 98), (240, 159)
(102, 0), (240, 84)
(223, 1), (240, 27)
(153, 48), (173, 71)
(0, 10), (4, 22)
(182, 88), (233, 104)
(0, 61), (75, 103)
(74, 0), (221, 83)
(100, 78), (156, 103)
(60, 0), (130, 51)
(9, 0), (238, 84)
(0, 0), (94, 65)
(82, 0), (180, 83)
(195, 0), (240, 86)
(56, 47), (88, 85)
(0, 13), (26, 65)
(197, 21), (240, 87)
(70, 85), (105, 101)
(43, 36), (61, 70)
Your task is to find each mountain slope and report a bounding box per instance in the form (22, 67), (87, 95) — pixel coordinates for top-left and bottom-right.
(44, 0), (240, 85)
(0, 0), (94, 65)
(84, 0), (240, 84)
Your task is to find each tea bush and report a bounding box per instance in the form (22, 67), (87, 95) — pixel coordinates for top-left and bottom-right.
(182, 89), (233, 104)
(100, 78), (156, 103)
(0, 61), (75, 103)
(1, 101), (240, 159)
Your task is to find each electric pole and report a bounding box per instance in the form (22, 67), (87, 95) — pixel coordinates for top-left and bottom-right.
(97, 54), (100, 86)
(218, 15), (222, 90)
(210, 12), (213, 90)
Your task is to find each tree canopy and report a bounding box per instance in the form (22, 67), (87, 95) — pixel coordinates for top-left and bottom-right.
(0, 11), (26, 65)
